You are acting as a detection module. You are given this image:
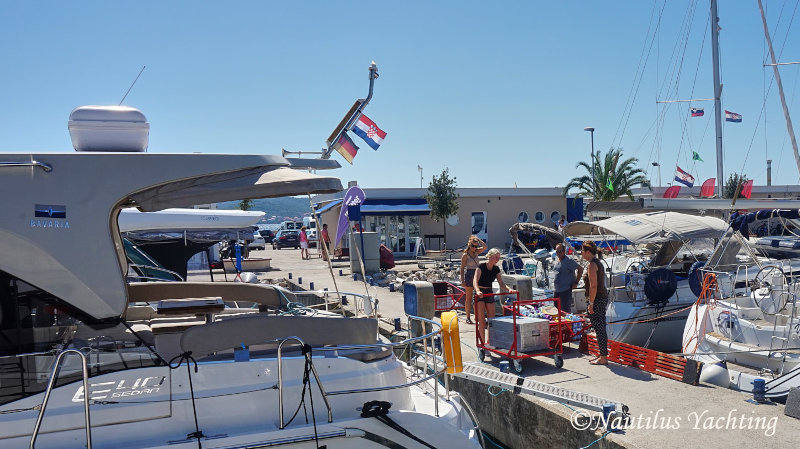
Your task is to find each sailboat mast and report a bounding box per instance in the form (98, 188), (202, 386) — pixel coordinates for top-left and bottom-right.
(710, 0), (725, 196)
(758, 0), (800, 180)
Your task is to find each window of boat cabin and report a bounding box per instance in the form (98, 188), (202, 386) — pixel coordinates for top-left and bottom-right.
(0, 272), (160, 406)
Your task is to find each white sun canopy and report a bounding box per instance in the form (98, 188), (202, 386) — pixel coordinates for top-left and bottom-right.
(563, 211), (729, 244)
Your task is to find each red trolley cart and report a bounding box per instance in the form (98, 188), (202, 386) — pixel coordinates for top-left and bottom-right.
(476, 292), (577, 373)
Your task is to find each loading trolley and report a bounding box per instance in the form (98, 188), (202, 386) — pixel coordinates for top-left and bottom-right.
(476, 293), (579, 373)
(433, 281), (467, 312)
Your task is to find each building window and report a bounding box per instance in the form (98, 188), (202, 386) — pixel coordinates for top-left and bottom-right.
(518, 211), (529, 223)
(534, 211), (545, 223)
(550, 211), (561, 223)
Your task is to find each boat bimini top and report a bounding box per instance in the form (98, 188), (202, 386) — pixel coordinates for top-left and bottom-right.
(0, 151), (342, 322)
(564, 211), (729, 244)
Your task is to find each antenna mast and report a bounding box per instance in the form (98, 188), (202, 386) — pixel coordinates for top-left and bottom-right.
(119, 65), (146, 105)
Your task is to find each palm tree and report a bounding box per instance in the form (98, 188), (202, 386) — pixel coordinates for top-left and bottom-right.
(563, 148), (651, 201)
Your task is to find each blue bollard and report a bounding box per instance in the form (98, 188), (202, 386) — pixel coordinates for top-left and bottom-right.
(393, 317), (401, 331)
(339, 269), (343, 276)
(602, 403), (615, 429)
(288, 272), (292, 279)
(353, 273), (358, 281)
(342, 295), (349, 305)
(309, 282), (314, 290)
(753, 379), (767, 403)
(298, 277), (302, 284)
(389, 283), (395, 292)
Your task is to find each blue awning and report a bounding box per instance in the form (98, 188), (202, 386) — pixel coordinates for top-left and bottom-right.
(313, 198), (430, 216)
(361, 199), (430, 216)
(314, 199), (342, 215)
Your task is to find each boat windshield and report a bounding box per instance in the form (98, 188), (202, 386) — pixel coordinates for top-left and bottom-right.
(0, 273), (160, 406)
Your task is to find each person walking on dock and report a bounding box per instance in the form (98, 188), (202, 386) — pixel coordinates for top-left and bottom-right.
(299, 226), (309, 260)
(581, 241), (609, 365)
(460, 235), (486, 324)
(553, 243), (582, 313)
(474, 248), (510, 346)
(321, 223), (331, 261)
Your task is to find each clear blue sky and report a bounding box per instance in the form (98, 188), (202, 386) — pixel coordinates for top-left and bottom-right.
(2, 1), (799, 188)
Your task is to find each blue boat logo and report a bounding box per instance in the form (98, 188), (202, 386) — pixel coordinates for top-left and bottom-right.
(34, 204), (66, 219)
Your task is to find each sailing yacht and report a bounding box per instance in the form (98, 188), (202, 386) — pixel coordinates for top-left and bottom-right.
(0, 106), (482, 448)
(563, 212), (728, 352)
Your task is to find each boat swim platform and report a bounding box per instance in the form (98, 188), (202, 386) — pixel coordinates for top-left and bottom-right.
(189, 248), (800, 449)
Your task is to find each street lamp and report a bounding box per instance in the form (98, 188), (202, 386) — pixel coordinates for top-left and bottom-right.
(584, 127), (595, 190)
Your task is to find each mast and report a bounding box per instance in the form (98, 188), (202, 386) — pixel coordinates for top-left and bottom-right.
(758, 0), (800, 179)
(710, 0), (725, 196)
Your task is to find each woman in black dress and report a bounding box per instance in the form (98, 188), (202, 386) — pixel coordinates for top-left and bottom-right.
(581, 241), (609, 365)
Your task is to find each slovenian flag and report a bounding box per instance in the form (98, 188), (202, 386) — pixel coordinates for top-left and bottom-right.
(332, 132), (359, 164)
(690, 107), (704, 117)
(674, 166), (695, 188)
(352, 114), (387, 150)
(725, 110), (742, 123)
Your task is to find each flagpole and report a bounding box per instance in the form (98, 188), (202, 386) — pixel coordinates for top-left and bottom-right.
(710, 0), (725, 197)
(758, 0), (800, 180)
(323, 62), (379, 159)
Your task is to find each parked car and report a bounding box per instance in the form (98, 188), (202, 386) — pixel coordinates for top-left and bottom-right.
(258, 229), (276, 243)
(272, 230), (300, 249)
(248, 231), (266, 250)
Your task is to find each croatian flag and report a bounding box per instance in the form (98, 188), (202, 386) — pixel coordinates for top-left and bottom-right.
(725, 110), (742, 123)
(352, 114), (387, 150)
(674, 166), (695, 188)
(690, 107), (704, 117)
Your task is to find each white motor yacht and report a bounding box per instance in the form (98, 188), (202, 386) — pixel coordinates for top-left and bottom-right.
(0, 106), (482, 448)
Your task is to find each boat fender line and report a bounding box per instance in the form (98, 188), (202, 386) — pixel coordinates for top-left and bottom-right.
(283, 344), (324, 448)
(169, 351), (204, 448)
(360, 401), (438, 449)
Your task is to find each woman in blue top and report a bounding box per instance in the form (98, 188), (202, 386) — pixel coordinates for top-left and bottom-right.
(473, 248), (509, 345)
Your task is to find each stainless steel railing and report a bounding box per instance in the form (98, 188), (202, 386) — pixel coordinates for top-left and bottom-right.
(0, 160), (52, 172)
(274, 315), (447, 427)
(29, 349), (92, 449)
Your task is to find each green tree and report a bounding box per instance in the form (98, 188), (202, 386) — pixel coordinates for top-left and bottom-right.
(723, 173), (748, 199)
(562, 148), (651, 201)
(238, 199), (254, 211)
(424, 168), (459, 249)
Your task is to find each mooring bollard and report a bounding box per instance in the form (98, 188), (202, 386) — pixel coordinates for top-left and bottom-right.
(309, 281), (314, 290)
(298, 277), (302, 284)
(288, 273), (292, 279)
(389, 283), (395, 292)
(393, 317), (401, 331)
(339, 269), (343, 276)
(753, 378), (767, 403)
(342, 295), (349, 305)
(602, 403), (615, 429)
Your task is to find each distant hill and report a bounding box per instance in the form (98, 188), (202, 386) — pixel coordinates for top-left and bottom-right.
(218, 197), (315, 223)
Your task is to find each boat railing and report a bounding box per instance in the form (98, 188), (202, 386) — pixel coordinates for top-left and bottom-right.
(29, 349), (92, 449)
(274, 315), (446, 427)
(312, 289), (378, 320)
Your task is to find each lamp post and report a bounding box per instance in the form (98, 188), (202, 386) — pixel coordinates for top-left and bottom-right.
(583, 127), (595, 194)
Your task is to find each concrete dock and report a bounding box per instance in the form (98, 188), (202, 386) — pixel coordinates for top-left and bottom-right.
(216, 248), (800, 448)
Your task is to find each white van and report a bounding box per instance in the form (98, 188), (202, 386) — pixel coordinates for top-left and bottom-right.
(302, 217), (317, 230)
(279, 220), (302, 231)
